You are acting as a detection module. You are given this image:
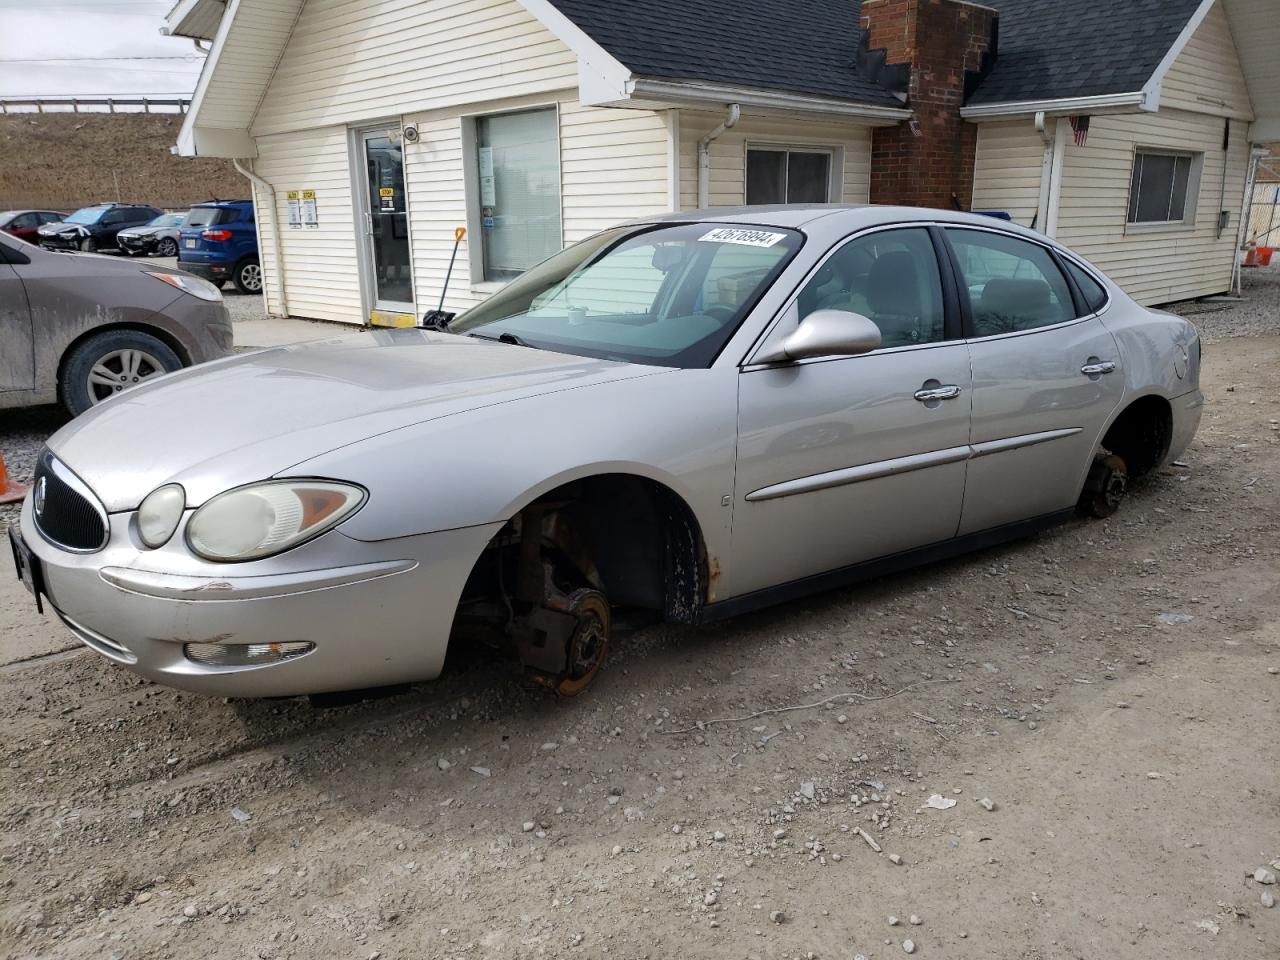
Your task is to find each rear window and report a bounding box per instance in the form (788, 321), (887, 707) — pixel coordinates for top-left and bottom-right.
(185, 206), (237, 228)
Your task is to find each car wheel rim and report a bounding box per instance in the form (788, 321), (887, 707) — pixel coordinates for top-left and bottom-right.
(159, 239), (177, 257)
(87, 349), (166, 405)
(240, 263), (262, 291)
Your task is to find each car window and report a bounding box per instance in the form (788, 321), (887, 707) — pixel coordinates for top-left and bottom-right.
(65, 207), (107, 225)
(11, 213), (37, 228)
(149, 213), (183, 228)
(946, 228), (1075, 336)
(185, 207), (233, 228)
(38, 212), (61, 224)
(796, 227), (945, 349)
(102, 209), (132, 225)
(1064, 260), (1108, 313)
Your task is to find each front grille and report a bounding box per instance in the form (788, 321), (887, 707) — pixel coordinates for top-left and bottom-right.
(32, 452), (108, 552)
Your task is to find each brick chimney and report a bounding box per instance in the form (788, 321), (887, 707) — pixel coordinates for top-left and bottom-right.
(862, 0), (998, 210)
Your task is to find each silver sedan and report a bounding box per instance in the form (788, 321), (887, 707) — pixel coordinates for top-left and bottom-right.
(11, 206), (1202, 698)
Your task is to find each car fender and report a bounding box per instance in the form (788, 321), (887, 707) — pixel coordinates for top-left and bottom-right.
(291, 366), (740, 592)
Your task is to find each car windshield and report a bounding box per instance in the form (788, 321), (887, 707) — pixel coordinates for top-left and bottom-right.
(184, 206), (232, 228)
(450, 223), (802, 367)
(148, 213), (183, 227)
(65, 207), (107, 225)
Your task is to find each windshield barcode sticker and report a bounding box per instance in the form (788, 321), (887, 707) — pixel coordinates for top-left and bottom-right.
(698, 228), (787, 248)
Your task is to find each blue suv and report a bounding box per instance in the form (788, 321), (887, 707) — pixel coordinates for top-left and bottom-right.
(177, 200), (261, 295)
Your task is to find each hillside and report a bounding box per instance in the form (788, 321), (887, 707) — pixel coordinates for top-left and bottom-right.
(0, 112), (246, 211)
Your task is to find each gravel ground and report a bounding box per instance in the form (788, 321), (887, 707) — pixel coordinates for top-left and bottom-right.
(2, 332), (1279, 959)
(1168, 262), (1280, 340)
(2, 267), (1280, 959)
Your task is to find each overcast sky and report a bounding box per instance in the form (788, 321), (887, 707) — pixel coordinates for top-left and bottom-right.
(0, 0), (204, 99)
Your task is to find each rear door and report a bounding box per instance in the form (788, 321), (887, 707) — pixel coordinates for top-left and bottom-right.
(944, 225), (1124, 534)
(731, 225), (973, 596)
(0, 240), (34, 391)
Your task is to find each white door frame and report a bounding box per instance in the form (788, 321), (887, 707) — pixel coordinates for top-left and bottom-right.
(350, 122), (416, 319)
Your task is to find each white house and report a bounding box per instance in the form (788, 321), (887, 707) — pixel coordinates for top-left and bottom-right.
(164, 0), (1278, 325)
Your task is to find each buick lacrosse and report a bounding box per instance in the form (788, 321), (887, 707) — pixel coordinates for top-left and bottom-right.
(11, 206), (1202, 698)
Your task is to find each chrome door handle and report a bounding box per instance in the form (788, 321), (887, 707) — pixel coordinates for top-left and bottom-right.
(914, 385), (962, 403)
(1081, 360), (1117, 376)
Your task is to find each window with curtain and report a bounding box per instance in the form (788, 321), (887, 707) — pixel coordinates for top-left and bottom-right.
(475, 108), (562, 281)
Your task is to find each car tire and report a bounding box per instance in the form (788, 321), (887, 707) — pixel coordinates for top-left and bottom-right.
(233, 258), (263, 295)
(60, 329), (183, 417)
(80, 236), (99, 253)
(157, 237), (178, 258)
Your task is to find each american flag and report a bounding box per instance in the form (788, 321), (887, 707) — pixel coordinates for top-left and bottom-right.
(1069, 115), (1090, 147)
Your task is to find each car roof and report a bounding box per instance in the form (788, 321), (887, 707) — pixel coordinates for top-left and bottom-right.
(632, 204), (1056, 242)
(191, 199), (253, 207)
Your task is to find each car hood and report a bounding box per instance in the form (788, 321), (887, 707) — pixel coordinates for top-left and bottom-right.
(119, 226), (163, 237)
(47, 329), (667, 511)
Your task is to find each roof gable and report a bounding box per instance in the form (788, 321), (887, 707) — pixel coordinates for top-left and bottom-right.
(969, 0), (1205, 106)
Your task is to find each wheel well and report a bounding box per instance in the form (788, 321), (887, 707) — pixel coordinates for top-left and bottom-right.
(463, 474), (709, 625)
(235, 254), (260, 268)
(1100, 395), (1172, 480)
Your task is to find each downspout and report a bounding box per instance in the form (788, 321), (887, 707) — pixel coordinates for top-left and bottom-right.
(697, 103), (740, 209)
(1033, 111), (1052, 232)
(232, 157), (288, 317)
(1045, 117), (1068, 239)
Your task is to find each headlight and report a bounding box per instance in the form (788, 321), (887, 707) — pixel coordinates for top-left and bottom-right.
(137, 483), (186, 548)
(147, 271), (223, 302)
(185, 480), (366, 562)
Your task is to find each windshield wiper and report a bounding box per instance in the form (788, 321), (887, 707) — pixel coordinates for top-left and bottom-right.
(467, 331), (537, 349)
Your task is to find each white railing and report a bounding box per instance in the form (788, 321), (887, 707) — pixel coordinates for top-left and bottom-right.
(0, 96), (191, 114)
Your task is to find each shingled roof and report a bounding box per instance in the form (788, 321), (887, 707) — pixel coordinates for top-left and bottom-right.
(544, 0), (903, 106)
(969, 0), (1205, 105)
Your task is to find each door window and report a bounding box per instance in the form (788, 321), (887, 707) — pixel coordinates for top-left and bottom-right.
(363, 133), (413, 305)
(796, 227), (945, 348)
(746, 148), (832, 204)
(11, 213), (37, 229)
(946, 229), (1075, 336)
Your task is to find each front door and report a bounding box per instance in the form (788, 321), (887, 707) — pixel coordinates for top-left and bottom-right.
(731, 226), (973, 597)
(943, 226), (1125, 534)
(358, 128), (414, 316)
(0, 258), (34, 391)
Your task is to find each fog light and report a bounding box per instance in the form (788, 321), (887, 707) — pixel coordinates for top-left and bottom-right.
(183, 641), (314, 667)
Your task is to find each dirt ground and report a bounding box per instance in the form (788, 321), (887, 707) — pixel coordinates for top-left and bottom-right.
(3, 311), (1280, 960)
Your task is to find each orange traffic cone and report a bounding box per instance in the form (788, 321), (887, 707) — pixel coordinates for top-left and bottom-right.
(0, 452), (29, 505)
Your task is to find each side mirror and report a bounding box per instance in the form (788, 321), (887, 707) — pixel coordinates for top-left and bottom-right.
(755, 309), (882, 364)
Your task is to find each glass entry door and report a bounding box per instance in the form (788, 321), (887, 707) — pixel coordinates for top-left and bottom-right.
(359, 129), (414, 310)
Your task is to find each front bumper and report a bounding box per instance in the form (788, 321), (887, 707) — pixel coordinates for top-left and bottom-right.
(40, 233), (82, 251)
(19, 494), (501, 697)
(119, 234), (158, 254)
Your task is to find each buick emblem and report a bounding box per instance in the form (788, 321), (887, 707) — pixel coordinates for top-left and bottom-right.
(33, 476), (47, 516)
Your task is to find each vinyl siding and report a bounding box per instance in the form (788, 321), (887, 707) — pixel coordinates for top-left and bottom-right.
(1159, 0), (1255, 121)
(677, 112), (873, 209)
(251, 0), (578, 137)
(252, 127), (363, 323)
(403, 96), (673, 318)
(970, 120), (1045, 227)
(1054, 109), (1250, 304)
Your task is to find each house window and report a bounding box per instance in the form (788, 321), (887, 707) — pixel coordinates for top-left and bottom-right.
(475, 108), (562, 281)
(1128, 149), (1200, 225)
(746, 147), (832, 204)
